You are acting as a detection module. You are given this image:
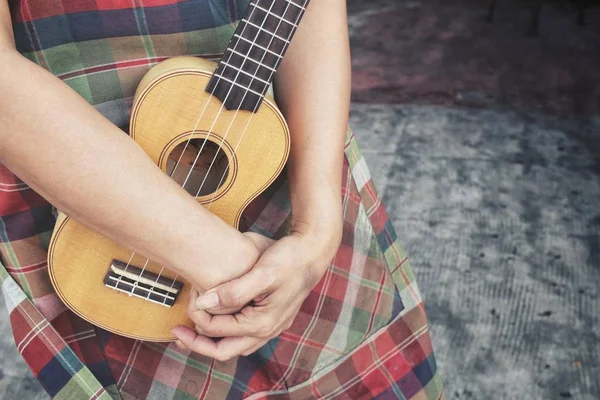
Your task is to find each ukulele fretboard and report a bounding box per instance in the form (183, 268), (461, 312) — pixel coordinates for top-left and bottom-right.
(205, 0), (310, 112)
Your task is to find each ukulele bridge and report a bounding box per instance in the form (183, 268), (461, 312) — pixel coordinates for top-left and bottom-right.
(103, 260), (183, 307)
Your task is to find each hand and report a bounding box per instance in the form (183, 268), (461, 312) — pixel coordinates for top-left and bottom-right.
(182, 230), (272, 296)
(199, 231), (274, 316)
(171, 231), (339, 361)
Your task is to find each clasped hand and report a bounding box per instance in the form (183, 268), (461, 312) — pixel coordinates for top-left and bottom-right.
(172, 231), (337, 361)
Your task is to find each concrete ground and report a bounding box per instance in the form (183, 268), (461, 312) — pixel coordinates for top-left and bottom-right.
(354, 105), (600, 400)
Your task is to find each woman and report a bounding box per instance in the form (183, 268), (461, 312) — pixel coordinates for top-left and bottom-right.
(0, 0), (444, 398)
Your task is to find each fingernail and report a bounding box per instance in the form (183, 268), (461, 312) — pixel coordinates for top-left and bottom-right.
(196, 291), (219, 309)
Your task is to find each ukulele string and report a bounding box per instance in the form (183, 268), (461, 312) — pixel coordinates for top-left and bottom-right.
(196, 0), (297, 202)
(118, 1), (264, 298)
(165, 0), (302, 295)
(165, 0), (290, 294)
(204, 0), (306, 215)
(177, 0), (280, 196)
(139, 0), (280, 300)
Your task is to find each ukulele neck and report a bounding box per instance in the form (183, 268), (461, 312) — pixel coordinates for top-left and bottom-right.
(205, 0), (309, 112)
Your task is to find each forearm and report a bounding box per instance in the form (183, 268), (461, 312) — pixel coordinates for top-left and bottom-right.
(0, 48), (256, 289)
(274, 0), (350, 252)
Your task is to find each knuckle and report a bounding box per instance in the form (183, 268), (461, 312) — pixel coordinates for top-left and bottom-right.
(187, 309), (202, 326)
(221, 289), (243, 307)
(206, 325), (224, 338)
(256, 320), (275, 338)
(192, 315), (219, 336)
(243, 306), (259, 319)
(194, 325), (217, 338)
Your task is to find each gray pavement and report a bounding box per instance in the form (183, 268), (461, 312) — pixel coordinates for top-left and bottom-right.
(355, 105), (600, 400)
(1, 104), (599, 399)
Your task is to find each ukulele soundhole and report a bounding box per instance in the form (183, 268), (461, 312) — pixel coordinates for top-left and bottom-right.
(166, 139), (230, 197)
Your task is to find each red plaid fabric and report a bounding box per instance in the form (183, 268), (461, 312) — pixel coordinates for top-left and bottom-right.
(1, 1), (445, 398)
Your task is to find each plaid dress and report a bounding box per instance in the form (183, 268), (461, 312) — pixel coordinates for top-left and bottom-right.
(2, 1), (445, 399)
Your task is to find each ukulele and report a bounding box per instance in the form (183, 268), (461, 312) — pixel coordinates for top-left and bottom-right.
(47, 0), (309, 341)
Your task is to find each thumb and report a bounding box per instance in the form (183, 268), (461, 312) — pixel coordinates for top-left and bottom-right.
(196, 265), (276, 311)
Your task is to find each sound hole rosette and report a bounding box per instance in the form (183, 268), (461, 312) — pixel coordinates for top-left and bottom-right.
(159, 130), (238, 204)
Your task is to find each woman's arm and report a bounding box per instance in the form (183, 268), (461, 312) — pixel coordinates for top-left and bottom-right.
(0, 3), (260, 290)
(175, 0), (352, 359)
(275, 0), (350, 258)
(0, 2), (12, 45)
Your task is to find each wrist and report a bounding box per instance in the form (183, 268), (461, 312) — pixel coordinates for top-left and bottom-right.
(289, 184), (343, 263)
(166, 213), (262, 292)
(186, 235), (261, 291)
(291, 213), (342, 266)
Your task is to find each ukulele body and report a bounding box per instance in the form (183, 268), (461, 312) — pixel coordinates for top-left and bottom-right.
(47, 56), (290, 341)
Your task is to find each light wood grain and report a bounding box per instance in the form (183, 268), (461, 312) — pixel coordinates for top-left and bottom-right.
(48, 56), (290, 341)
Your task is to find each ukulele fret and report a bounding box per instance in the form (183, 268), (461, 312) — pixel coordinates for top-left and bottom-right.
(285, 0), (306, 10)
(212, 72), (267, 97)
(241, 18), (290, 44)
(220, 60), (271, 86)
(206, 0), (310, 111)
(233, 34), (283, 59)
(249, 3), (298, 27)
(227, 48), (276, 72)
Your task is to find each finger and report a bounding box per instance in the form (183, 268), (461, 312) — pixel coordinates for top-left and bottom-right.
(187, 290), (221, 330)
(187, 289), (223, 332)
(193, 307), (276, 338)
(187, 292), (247, 337)
(196, 266), (277, 311)
(241, 340), (268, 357)
(194, 323), (223, 339)
(172, 326), (261, 361)
(187, 287), (210, 319)
(187, 287), (237, 318)
(171, 325), (217, 358)
(212, 336), (264, 361)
